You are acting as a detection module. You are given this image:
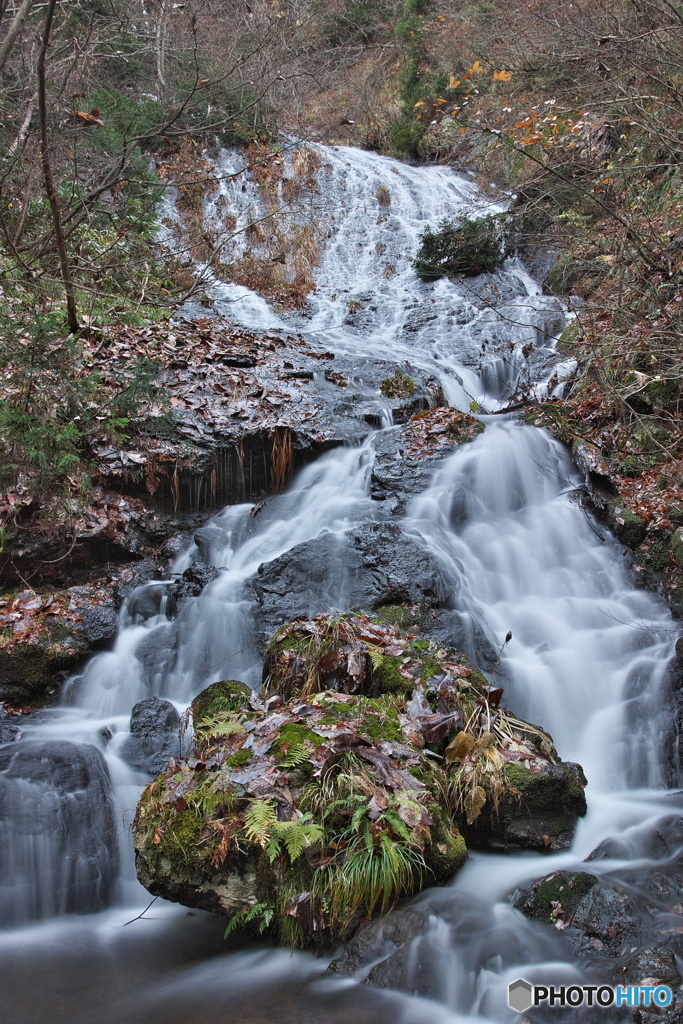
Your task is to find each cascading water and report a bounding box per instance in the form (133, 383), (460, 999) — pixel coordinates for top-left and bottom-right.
(1, 144), (680, 1024)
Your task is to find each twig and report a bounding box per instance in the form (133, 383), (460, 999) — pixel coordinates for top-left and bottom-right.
(122, 896), (158, 926)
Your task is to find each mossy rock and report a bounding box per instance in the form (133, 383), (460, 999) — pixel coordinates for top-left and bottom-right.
(191, 680), (252, 725)
(134, 672), (470, 947)
(515, 870), (598, 921)
(135, 613), (587, 946)
(603, 497), (648, 547)
(0, 633), (90, 705)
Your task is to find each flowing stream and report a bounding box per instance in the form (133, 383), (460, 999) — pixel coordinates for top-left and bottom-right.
(1, 145), (680, 1024)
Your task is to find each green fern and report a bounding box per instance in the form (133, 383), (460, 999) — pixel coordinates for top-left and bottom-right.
(274, 817), (324, 862)
(197, 713), (246, 745)
(243, 799), (278, 846)
(276, 744), (311, 769)
(223, 902), (274, 937)
(365, 643), (385, 671)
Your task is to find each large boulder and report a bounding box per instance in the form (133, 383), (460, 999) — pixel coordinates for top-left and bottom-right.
(0, 740), (118, 925)
(247, 522), (452, 648)
(134, 614), (587, 947)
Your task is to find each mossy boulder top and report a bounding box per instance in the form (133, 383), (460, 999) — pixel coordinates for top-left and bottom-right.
(134, 613), (587, 948)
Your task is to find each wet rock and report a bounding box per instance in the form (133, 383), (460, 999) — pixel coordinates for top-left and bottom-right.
(172, 562), (220, 601)
(328, 903), (430, 979)
(247, 522), (452, 648)
(135, 613), (587, 945)
(121, 696), (181, 776)
(369, 410), (483, 508)
(134, 624), (178, 681)
(609, 946), (682, 990)
(461, 760), (588, 852)
(586, 837), (632, 860)
(194, 524), (228, 563)
(516, 867), (664, 958)
(570, 882), (644, 956)
(0, 720), (21, 743)
(0, 740), (118, 925)
(124, 581), (174, 623)
(573, 442), (618, 496)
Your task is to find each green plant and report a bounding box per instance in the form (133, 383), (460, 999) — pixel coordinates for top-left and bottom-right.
(380, 369), (416, 398)
(243, 800), (324, 864)
(414, 215), (509, 280)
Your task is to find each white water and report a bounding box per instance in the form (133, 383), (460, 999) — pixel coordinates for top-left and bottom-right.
(1, 144), (679, 1024)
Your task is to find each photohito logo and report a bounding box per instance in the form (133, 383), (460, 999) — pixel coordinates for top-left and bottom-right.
(508, 979), (673, 1012)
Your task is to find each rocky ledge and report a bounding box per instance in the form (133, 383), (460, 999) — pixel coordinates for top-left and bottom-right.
(134, 612), (586, 947)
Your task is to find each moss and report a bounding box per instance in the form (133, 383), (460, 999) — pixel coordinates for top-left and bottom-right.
(504, 763), (536, 793)
(555, 319), (580, 354)
(468, 668), (490, 690)
(380, 370), (416, 398)
(359, 700), (404, 743)
(526, 871), (597, 921)
(375, 655), (415, 697)
(225, 748), (252, 768)
(192, 680), (251, 725)
(271, 723), (325, 751)
(420, 656), (442, 680)
(411, 639), (430, 651)
(426, 804), (468, 884)
(375, 604), (424, 629)
(605, 498), (647, 546)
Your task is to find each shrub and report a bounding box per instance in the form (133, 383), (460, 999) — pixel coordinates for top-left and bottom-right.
(414, 215), (509, 280)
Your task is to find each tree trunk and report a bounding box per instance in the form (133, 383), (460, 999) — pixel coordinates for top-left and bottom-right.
(0, 0), (36, 76)
(37, 0), (79, 333)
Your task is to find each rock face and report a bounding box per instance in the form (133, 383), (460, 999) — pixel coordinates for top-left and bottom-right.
(247, 522), (452, 648)
(134, 614), (587, 947)
(121, 696), (182, 776)
(0, 740), (118, 925)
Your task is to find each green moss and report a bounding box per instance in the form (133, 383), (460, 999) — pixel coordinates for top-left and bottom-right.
(272, 723), (325, 751)
(192, 680), (251, 725)
(375, 604), (424, 629)
(605, 499), (647, 546)
(358, 700), (404, 742)
(225, 748), (252, 768)
(375, 655), (415, 696)
(504, 762), (535, 792)
(529, 871), (597, 921)
(426, 804), (468, 884)
(411, 640), (430, 651)
(468, 668), (490, 691)
(555, 319), (580, 354)
(380, 370), (417, 398)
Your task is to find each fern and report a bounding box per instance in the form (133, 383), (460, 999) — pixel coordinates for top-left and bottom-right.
(351, 803), (368, 834)
(274, 818), (324, 862)
(197, 713), (245, 744)
(276, 744), (311, 769)
(365, 643), (385, 671)
(243, 799), (278, 846)
(223, 902), (274, 938)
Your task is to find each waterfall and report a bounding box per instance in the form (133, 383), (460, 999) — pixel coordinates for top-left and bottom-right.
(0, 143), (678, 1024)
